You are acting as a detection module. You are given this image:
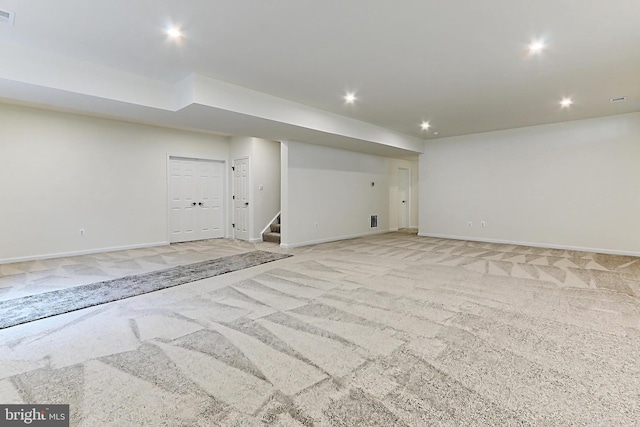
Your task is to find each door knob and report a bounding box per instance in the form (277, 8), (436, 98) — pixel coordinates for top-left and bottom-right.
(198, 202), (203, 206)
(191, 202), (196, 206)
(244, 202), (249, 206)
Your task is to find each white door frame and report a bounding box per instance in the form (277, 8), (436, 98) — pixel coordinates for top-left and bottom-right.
(232, 157), (251, 240)
(167, 155), (226, 243)
(398, 167), (411, 229)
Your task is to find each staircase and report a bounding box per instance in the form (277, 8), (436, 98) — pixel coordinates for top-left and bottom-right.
(262, 215), (281, 244)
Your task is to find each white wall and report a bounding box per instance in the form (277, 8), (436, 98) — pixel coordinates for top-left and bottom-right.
(281, 141), (394, 248)
(229, 136), (281, 241)
(419, 112), (640, 255)
(0, 103), (229, 263)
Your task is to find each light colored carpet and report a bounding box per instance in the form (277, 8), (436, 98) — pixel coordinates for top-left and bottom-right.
(0, 232), (638, 426)
(0, 251), (292, 329)
(0, 238), (262, 302)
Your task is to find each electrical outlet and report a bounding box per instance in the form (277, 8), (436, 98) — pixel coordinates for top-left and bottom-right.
(467, 221), (472, 227)
(314, 222), (318, 228)
(79, 229), (85, 236)
(481, 221), (486, 227)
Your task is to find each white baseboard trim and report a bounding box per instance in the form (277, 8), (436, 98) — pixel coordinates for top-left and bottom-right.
(280, 229), (391, 249)
(0, 241), (169, 265)
(249, 238), (263, 243)
(417, 232), (640, 257)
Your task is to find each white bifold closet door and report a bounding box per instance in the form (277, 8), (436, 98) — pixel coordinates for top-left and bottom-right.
(169, 157), (224, 243)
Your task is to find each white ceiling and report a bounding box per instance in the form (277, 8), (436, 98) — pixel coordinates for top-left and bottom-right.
(1, 0), (639, 153)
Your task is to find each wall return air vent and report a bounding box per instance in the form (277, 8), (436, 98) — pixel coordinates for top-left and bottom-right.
(0, 9), (15, 25)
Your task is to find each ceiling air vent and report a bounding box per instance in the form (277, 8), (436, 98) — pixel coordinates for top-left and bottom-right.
(0, 9), (15, 25)
(610, 96), (627, 103)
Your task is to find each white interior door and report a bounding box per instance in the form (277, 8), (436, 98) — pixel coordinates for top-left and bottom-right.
(196, 160), (224, 240)
(233, 157), (250, 240)
(398, 167), (411, 229)
(169, 157), (224, 243)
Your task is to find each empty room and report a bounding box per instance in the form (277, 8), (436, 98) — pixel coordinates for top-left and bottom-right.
(1, 1), (639, 426)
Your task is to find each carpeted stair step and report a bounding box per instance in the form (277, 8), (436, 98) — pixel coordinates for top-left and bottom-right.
(270, 223), (281, 233)
(263, 232), (281, 244)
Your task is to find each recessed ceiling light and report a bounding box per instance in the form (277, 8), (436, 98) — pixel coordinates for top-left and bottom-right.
(560, 97), (573, 108)
(166, 27), (183, 39)
(344, 92), (357, 104)
(528, 40), (545, 53)
(420, 121), (431, 131)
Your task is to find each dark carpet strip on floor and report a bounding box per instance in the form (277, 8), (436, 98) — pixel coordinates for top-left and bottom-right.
(0, 251), (292, 329)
